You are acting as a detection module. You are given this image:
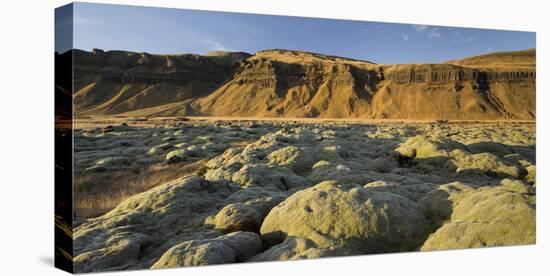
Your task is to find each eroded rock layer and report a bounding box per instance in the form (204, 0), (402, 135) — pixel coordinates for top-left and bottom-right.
(62, 48), (535, 120)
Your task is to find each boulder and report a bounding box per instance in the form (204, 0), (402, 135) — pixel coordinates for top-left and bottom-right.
(151, 232), (262, 268)
(267, 145), (315, 173)
(260, 181), (429, 253)
(421, 183), (535, 250)
(367, 157), (397, 173)
(73, 176), (239, 272)
(525, 165), (536, 185)
(306, 161), (370, 185)
(419, 182), (475, 227)
(451, 150), (522, 178)
(222, 187), (287, 218)
(466, 141), (511, 157)
(363, 181), (416, 201)
(500, 178), (533, 194)
(248, 237), (347, 262)
(84, 156), (132, 173)
(165, 145), (201, 163)
(231, 164), (308, 191)
(206, 203), (263, 233)
(74, 233), (151, 272)
(395, 135), (450, 159)
(148, 142), (173, 156)
(165, 149), (188, 163)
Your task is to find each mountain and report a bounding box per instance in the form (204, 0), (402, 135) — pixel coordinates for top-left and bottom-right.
(63, 47), (536, 120)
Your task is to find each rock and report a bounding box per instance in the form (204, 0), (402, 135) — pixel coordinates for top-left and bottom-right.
(395, 136), (445, 159)
(318, 145), (347, 161)
(151, 232), (262, 268)
(84, 156), (132, 173)
(222, 187), (286, 218)
(260, 181), (429, 253)
(165, 149), (187, 163)
(419, 182), (475, 227)
(102, 124), (133, 133)
(72, 48), (534, 120)
(311, 160), (331, 170)
(164, 145), (201, 163)
(249, 237), (346, 262)
(500, 178), (533, 194)
(467, 141), (511, 157)
(73, 176), (239, 272)
(206, 203), (263, 233)
(267, 145), (315, 172)
(451, 151), (522, 178)
(71, 119), (536, 271)
(367, 157), (397, 173)
(363, 181), (416, 201)
(231, 164), (307, 191)
(421, 184), (536, 250)
(148, 142), (173, 156)
(74, 233), (151, 272)
(307, 161), (367, 185)
(525, 165), (536, 184)
(83, 165), (107, 174)
(502, 153), (527, 165)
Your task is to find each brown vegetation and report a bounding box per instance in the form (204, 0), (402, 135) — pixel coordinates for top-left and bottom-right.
(75, 159), (208, 218)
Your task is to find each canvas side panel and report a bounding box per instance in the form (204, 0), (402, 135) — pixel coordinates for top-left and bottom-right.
(54, 3), (74, 273)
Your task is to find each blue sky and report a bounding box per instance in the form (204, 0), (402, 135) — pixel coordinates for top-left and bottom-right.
(57, 2), (536, 64)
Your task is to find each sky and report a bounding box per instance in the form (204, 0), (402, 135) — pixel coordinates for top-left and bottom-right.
(56, 2), (536, 64)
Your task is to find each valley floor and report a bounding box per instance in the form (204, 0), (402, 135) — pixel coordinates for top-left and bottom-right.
(71, 117), (536, 272)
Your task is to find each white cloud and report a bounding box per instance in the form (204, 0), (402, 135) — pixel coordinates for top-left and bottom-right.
(143, 14), (233, 52)
(400, 33), (409, 41)
(200, 36), (231, 51)
(412, 24), (428, 32)
(412, 24), (443, 39)
(452, 31), (475, 43)
(428, 28), (441, 39)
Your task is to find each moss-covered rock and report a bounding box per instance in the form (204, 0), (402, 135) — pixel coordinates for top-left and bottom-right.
(73, 176), (239, 272)
(525, 165), (536, 185)
(450, 150), (522, 178)
(248, 237), (350, 262)
(421, 183), (535, 250)
(260, 181), (429, 253)
(231, 164), (308, 191)
(267, 145), (315, 172)
(206, 203), (263, 233)
(152, 231), (262, 268)
(165, 149), (188, 163)
(395, 135), (462, 159)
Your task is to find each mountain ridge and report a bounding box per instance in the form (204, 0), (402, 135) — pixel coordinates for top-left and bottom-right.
(62, 48), (535, 120)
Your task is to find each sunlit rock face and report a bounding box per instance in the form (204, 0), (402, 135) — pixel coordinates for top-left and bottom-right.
(63, 48), (535, 120)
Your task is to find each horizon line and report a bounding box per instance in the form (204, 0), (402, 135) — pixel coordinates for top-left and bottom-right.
(56, 47), (536, 66)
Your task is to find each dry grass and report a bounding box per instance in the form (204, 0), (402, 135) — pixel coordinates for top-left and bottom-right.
(75, 159), (208, 218)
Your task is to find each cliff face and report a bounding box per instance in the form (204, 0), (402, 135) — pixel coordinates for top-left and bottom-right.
(373, 62), (535, 119)
(69, 48), (536, 120)
(71, 49), (250, 115)
(195, 56), (380, 118)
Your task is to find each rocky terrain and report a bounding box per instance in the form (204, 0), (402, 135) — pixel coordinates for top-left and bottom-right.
(63, 48), (535, 120)
(72, 120), (536, 272)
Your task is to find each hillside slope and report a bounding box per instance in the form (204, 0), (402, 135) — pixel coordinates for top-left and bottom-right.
(64, 48), (536, 120)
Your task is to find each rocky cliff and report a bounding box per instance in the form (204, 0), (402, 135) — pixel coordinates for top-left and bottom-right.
(65, 48), (535, 120)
